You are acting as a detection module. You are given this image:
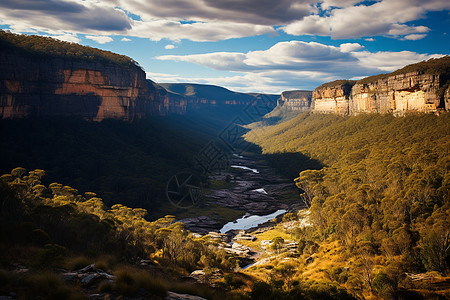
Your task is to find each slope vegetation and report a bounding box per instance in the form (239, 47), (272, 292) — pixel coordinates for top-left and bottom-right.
(244, 112), (449, 298)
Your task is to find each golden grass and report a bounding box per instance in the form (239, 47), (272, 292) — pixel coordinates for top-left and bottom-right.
(239, 226), (293, 250)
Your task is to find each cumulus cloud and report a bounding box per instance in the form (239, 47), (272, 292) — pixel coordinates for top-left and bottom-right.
(45, 33), (80, 43)
(0, 0), (448, 41)
(283, 0), (449, 39)
(159, 41), (368, 75)
(352, 50), (443, 71)
(165, 44), (176, 49)
(119, 0), (317, 25)
(85, 35), (113, 44)
(121, 37), (131, 42)
(0, 0), (131, 34)
(403, 34), (427, 40)
(157, 40), (443, 92)
(128, 19), (274, 42)
(339, 43), (363, 52)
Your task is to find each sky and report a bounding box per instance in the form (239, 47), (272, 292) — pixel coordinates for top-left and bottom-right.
(0, 0), (449, 94)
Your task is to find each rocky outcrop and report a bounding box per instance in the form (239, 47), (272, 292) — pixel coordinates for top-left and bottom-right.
(350, 71), (447, 115)
(160, 83), (278, 111)
(310, 56), (449, 115)
(147, 80), (187, 115)
(0, 50), (150, 121)
(277, 90), (312, 111)
(312, 80), (356, 115)
(0, 31), (189, 120)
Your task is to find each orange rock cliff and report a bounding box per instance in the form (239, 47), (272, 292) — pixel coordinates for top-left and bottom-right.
(0, 48), (188, 120)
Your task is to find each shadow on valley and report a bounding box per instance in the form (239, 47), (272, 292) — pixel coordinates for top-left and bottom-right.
(0, 116), (222, 216)
(263, 152), (323, 180)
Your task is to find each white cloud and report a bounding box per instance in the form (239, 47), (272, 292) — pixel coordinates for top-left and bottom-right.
(159, 41), (364, 74)
(121, 37), (131, 42)
(165, 44), (176, 49)
(339, 43), (363, 52)
(282, 0), (448, 39)
(46, 33), (80, 43)
(0, 0), (448, 42)
(403, 33), (427, 40)
(157, 40), (444, 92)
(85, 35), (113, 44)
(352, 50), (443, 71)
(365, 38), (375, 41)
(128, 19), (274, 42)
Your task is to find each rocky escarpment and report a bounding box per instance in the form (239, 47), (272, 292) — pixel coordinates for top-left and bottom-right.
(0, 31), (186, 120)
(350, 71), (447, 114)
(312, 80), (356, 115)
(277, 90), (312, 111)
(311, 56), (449, 115)
(147, 80), (186, 115)
(160, 83), (279, 112)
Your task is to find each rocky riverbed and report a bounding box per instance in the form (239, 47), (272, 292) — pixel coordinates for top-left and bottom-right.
(179, 154), (304, 235)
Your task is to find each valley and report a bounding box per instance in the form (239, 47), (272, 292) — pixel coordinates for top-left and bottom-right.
(0, 30), (449, 300)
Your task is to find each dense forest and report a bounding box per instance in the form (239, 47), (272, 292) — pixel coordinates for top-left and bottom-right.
(245, 112), (449, 299)
(0, 30), (141, 70)
(0, 116), (218, 217)
(0, 166), (360, 299)
(1, 111), (448, 299)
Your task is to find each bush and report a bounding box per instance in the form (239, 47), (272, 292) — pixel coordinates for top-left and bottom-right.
(35, 244), (67, 268)
(373, 272), (396, 299)
(114, 267), (167, 297)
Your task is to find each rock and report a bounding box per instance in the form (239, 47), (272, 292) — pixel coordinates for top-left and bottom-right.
(166, 291), (208, 300)
(179, 216), (220, 235)
(61, 272), (78, 281)
(81, 273), (98, 286)
(77, 264), (95, 273)
(0, 32), (187, 120)
(313, 80), (356, 115)
(311, 57), (450, 115)
(278, 90), (312, 112)
(233, 231), (256, 241)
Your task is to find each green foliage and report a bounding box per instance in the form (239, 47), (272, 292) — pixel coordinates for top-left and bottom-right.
(245, 112), (450, 296)
(373, 272), (396, 299)
(0, 117), (211, 216)
(0, 29), (141, 70)
(315, 80), (356, 91)
(271, 237), (285, 254)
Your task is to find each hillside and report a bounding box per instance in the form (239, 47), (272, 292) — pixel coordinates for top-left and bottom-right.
(244, 112), (450, 298)
(160, 83), (278, 105)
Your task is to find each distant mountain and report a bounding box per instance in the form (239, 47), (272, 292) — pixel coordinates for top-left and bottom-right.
(160, 83), (279, 107)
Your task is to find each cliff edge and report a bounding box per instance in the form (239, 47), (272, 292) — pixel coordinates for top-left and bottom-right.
(0, 31), (186, 120)
(311, 56), (449, 115)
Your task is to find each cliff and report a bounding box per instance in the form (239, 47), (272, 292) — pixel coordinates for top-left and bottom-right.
(311, 56), (449, 115)
(350, 71), (448, 115)
(313, 80), (356, 115)
(0, 31), (188, 121)
(160, 83), (278, 111)
(147, 80), (186, 115)
(277, 90), (312, 111)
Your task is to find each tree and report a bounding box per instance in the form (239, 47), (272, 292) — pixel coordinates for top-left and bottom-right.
(271, 236), (285, 254)
(294, 169), (324, 207)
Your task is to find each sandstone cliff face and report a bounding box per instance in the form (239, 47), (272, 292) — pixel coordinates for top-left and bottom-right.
(147, 80), (186, 115)
(278, 90), (312, 111)
(350, 72), (447, 115)
(310, 65), (449, 115)
(0, 51), (150, 121)
(312, 80), (355, 115)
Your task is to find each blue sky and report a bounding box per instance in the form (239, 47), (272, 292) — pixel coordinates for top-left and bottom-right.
(0, 0), (449, 93)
